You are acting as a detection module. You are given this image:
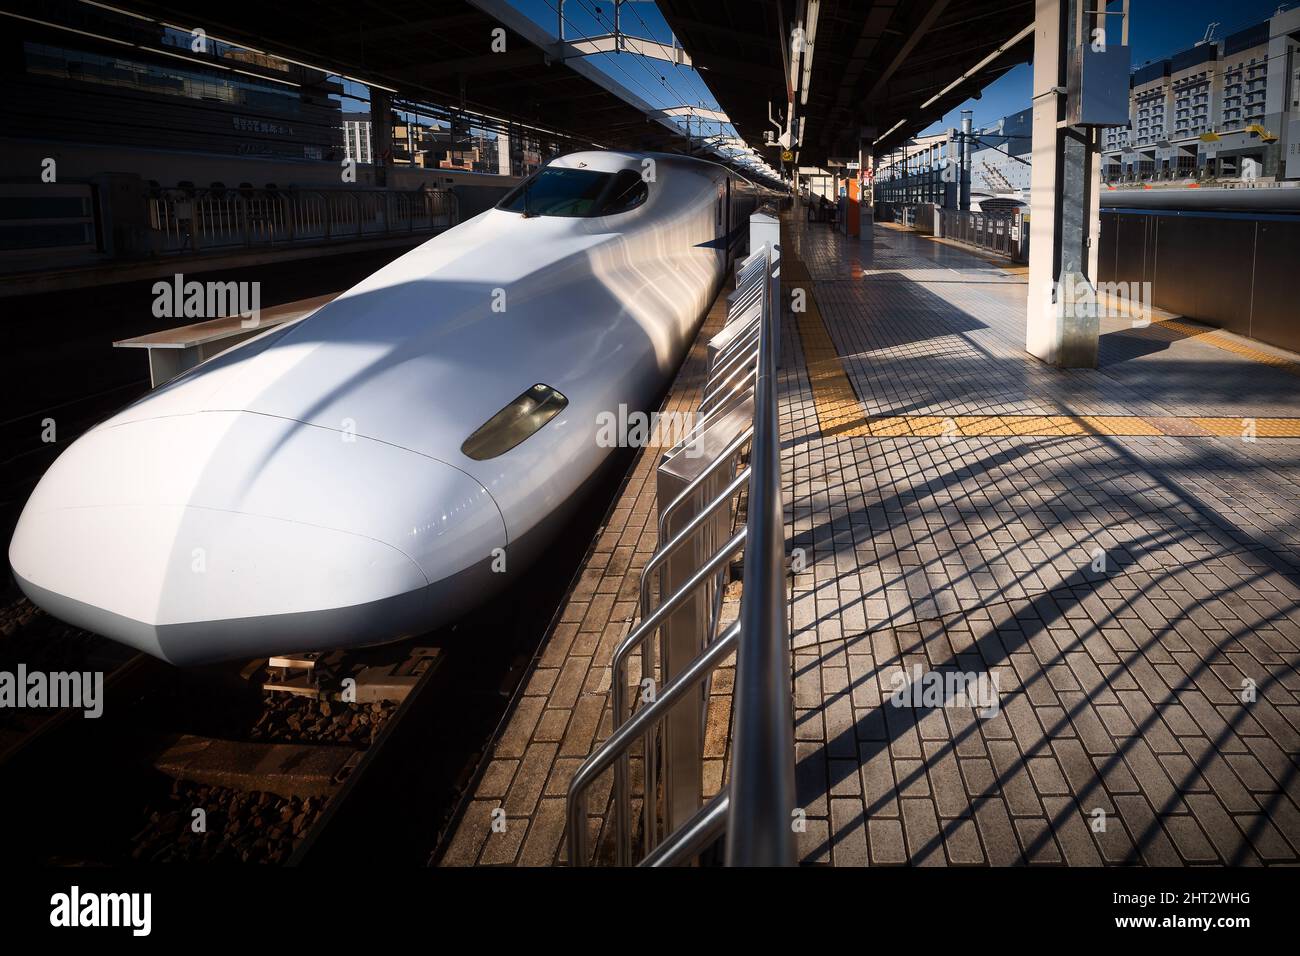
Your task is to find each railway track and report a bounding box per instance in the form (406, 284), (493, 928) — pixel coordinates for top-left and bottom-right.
(0, 610), (434, 865)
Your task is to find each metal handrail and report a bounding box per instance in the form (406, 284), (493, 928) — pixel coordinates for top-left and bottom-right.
(640, 791), (730, 867)
(680, 316), (763, 436)
(703, 324), (761, 389)
(608, 526), (747, 863)
(701, 346), (759, 406)
(688, 366), (758, 440)
(656, 427), (752, 539)
(567, 621), (741, 867)
(728, 281), (765, 316)
(726, 241), (795, 866)
(565, 236), (792, 867)
(698, 319), (761, 400)
(697, 354), (759, 417)
(629, 468), (748, 856)
(638, 467), (751, 619)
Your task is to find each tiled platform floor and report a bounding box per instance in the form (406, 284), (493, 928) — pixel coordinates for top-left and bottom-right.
(783, 217), (1300, 865)
(438, 212), (1300, 866)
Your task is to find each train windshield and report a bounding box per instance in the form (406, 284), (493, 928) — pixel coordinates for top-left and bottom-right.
(497, 167), (648, 218)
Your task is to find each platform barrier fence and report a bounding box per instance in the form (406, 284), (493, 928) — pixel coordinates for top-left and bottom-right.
(566, 214), (795, 867)
(937, 207), (1026, 261)
(147, 185), (458, 254)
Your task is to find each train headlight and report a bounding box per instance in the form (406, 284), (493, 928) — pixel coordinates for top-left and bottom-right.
(461, 383), (569, 460)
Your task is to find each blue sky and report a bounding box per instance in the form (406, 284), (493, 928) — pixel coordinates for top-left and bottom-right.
(512, 0), (709, 108)
(511, 0), (733, 140)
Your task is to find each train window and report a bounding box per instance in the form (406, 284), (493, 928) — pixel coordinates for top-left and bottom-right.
(497, 167), (649, 218)
(599, 170), (649, 215)
(497, 168), (614, 218)
(461, 383), (569, 460)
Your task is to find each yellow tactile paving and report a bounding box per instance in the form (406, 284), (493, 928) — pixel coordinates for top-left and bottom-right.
(1150, 318), (1300, 377)
(1192, 417), (1300, 438)
(828, 414), (1300, 439)
(784, 240), (1300, 442)
(1091, 292), (1300, 379)
(1079, 415), (1166, 437)
(785, 243), (873, 437)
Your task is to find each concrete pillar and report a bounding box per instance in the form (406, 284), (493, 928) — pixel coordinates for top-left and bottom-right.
(1026, 0), (1103, 367)
(859, 128), (875, 241)
(960, 110), (973, 212)
(370, 88), (394, 187)
(900, 144), (908, 206)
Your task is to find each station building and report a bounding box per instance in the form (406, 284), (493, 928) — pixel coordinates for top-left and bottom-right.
(871, 109), (1032, 212)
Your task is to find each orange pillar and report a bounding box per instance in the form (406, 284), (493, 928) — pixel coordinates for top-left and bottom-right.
(846, 176), (861, 238)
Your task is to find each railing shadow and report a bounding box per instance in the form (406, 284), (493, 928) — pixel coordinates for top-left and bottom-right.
(776, 214), (1300, 866)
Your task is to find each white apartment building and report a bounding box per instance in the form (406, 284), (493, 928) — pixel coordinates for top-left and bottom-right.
(1103, 8), (1300, 182)
(342, 112), (373, 165)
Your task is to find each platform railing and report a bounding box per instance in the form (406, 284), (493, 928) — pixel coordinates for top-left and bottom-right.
(147, 185), (458, 254)
(937, 207), (1025, 261)
(565, 227), (795, 867)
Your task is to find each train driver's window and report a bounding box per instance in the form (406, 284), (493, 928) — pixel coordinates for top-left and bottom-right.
(598, 170), (649, 215)
(497, 167), (613, 217)
(497, 167), (650, 218)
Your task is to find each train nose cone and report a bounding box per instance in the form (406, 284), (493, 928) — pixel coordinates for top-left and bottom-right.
(9, 412), (506, 665)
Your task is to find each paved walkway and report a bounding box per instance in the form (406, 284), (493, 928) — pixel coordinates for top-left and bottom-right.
(783, 217), (1300, 865)
(439, 212), (1300, 867)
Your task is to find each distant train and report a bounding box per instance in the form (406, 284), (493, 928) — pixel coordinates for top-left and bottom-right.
(10, 151), (765, 665)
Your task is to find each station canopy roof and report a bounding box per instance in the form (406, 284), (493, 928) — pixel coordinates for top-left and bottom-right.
(658, 0), (1036, 166)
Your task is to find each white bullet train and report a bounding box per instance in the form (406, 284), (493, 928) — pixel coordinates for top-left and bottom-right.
(9, 151), (765, 665)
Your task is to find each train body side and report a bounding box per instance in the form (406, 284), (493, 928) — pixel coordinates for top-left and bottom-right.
(9, 151), (759, 664)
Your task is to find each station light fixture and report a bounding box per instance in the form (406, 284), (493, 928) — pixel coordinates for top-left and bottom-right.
(920, 23), (1034, 112)
(874, 120), (905, 146)
(799, 0), (820, 108)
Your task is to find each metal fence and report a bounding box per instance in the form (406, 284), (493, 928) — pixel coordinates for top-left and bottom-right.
(875, 202), (934, 231)
(565, 235), (794, 867)
(148, 185), (458, 254)
(874, 202), (1027, 262)
(938, 208), (1024, 260)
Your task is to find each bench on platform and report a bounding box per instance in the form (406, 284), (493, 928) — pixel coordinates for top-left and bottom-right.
(114, 292), (338, 387)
